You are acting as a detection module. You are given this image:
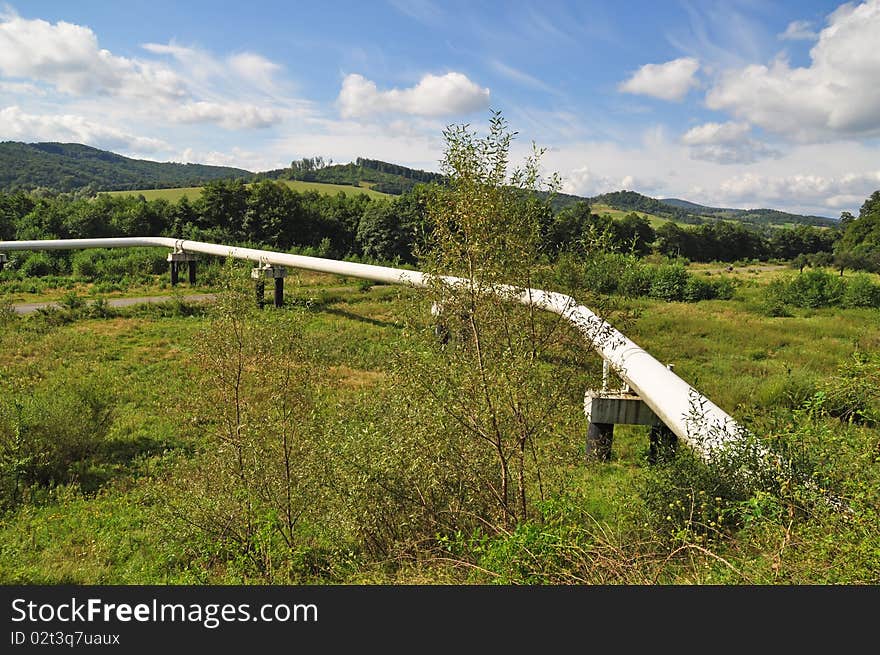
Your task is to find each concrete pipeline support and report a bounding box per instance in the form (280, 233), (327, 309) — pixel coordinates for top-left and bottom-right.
(0, 236), (748, 460)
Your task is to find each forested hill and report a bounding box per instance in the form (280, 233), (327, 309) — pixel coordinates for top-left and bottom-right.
(258, 157), (444, 194)
(0, 141), (838, 228)
(591, 190), (836, 227)
(0, 142), (254, 193)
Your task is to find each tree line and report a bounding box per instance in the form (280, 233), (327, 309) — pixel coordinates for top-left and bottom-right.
(1, 180), (877, 273)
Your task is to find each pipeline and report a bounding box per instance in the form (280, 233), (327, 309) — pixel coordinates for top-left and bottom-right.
(0, 237), (747, 458)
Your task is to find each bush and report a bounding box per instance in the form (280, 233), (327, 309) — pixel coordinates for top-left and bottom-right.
(618, 260), (653, 297)
(820, 351), (879, 425)
(649, 264), (688, 301)
(0, 378), (114, 509)
(762, 270), (880, 310)
(18, 252), (56, 277)
(683, 275), (716, 302)
(841, 274), (880, 308)
(792, 270), (844, 308)
(71, 250), (100, 280)
(712, 277), (735, 300)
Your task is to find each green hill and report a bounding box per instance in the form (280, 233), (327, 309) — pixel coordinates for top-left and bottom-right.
(0, 141), (254, 193)
(105, 179), (389, 202)
(0, 141), (837, 229)
(657, 196), (837, 228)
(259, 157), (444, 194)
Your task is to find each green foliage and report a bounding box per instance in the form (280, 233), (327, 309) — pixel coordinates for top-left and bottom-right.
(833, 190), (880, 273)
(355, 198), (416, 262)
(400, 110), (585, 533)
(162, 269), (334, 582)
(842, 273), (880, 308)
(554, 252), (734, 302)
(18, 252), (60, 277)
(762, 269), (880, 311)
(649, 264), (689, 301)
(0, 375), (114, 510)
(819, 351), (879, 425)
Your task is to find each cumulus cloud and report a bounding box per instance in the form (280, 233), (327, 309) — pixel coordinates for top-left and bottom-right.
(707, 0), (880, 140)
(0, 12), (185, 99)
(144, 42), (286, 96)
(337, 72), (489, 118)
(563, 166), (640, 197)
(0, 105), (169, 152)
(227, 53), (282, 93)
(681, 121), (781, 164)
(717, 170), (880, 209)
(618, 57), (700, 101)
(778, 19), (818, 41)
(171, 101), (283, 129)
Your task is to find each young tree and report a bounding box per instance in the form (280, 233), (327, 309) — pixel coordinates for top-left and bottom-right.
(401, 111), (588, 530)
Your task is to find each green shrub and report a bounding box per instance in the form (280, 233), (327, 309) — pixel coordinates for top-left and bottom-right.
(820, 351), (879, 425)
(841, 274), (880, 308)
(618, 260), (652, 297)
(712, 277), (735, 300)
(761, 279), (792, 316)
(683, 275), (716, 302)
(761, 270), (879, 310)
(786, 269), (844, 308)
(71, 250), (100, 280)
(0, 378), (114, 509)
(649, 264), (688, 301)
(18, 252), (56, 277)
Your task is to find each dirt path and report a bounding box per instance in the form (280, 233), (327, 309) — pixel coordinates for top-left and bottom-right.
(699, 264), (786, 274)
(12, 293), (217, 315)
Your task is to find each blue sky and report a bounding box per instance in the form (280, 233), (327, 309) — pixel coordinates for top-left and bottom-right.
(1, 0), (879, 216)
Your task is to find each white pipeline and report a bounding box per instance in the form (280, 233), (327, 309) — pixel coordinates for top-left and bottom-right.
(0, 237), (746, 457)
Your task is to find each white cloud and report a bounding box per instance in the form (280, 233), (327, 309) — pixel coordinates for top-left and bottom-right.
(0, 12), (186, 100)
(716, 170), (880, 210)
(682, 121), (752, 145)
(337, 72), (489, 118)
(227, 52), (282, 93)
(0, 105), (169, 153)
(681, 121), (781, 164)
(144, 42), (286, 96)
(563, 166), (643, 197)
(618, 57), (700, 101)
(0, 80), (44, 95)
(178, 146), (266, 170)
(540, 128), (880, 216)
(778, 19), (818, 41)
(707, 0), (880, 140)
(171, 101), (283, 129)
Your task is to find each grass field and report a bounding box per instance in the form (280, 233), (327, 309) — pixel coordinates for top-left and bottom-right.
(1, 265), (878, 584)
(103, 179), (390, 202)
(592, 203), (670, 228)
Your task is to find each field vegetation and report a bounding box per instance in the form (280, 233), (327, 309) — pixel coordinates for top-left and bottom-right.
(1, 114), (878, 584)
(104, 179), (389, 203)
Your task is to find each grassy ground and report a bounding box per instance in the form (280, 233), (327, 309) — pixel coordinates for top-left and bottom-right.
(1, 266), (877, 584)
(592, 203), (670, 228)
(103, 180), (389, 202)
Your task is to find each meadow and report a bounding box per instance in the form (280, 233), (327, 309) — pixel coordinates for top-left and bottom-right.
(591, 203), (669, 228)
(103, 179), (389, 202)
(1, 262), (877, 584)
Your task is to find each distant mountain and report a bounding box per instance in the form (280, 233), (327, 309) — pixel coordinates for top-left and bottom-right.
(0, 142), (837, 229)
(658, 198), (718, 213)
(0, 142), (254, 193)
(658, 196), (836, 228)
